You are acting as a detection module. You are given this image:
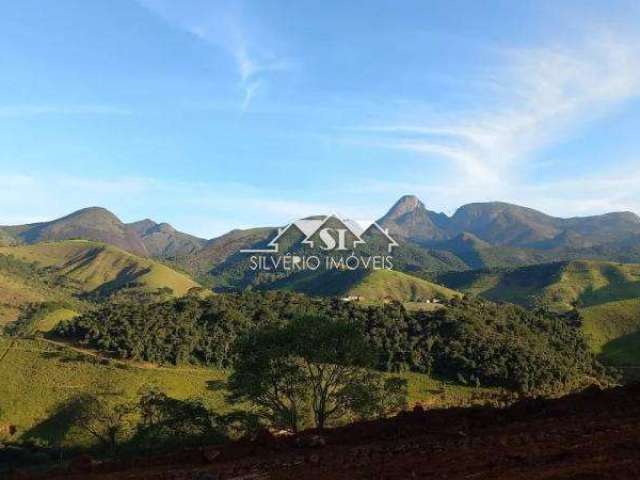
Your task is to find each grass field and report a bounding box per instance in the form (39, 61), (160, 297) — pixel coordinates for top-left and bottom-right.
(0, 240), (201, 297)
(440, 260), (640, 312)
(347, 270), (460, 303)
(0, 337), (502, 448)
(36, 308), (80, 332)
(542, 261), (640, 310)
(0, 337), (227, 447)
(581, 298), (640, 366)
(0, 240), (203, 325)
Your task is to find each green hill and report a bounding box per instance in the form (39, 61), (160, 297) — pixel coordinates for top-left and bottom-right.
(0, 240), (201, 297)
(581, 299), (640, 367)
(0, 240), (203, 326)
(1, 207), (148, 256)
(345, 269), (460, 303)
(439, 260), (640, 312)
(265, 268), (460, 304)
(438, 260), (640, 375)
(0, 253), (79, 326)
(0, 337), (227, 446)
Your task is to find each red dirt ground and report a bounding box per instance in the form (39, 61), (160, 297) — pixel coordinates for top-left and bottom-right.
(14, 383), (640, 480)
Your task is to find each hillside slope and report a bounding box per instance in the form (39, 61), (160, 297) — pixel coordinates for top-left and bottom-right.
(35, 383), (640, 480)
(581, 298), (640, 366)
(0, 240), (201, 304)
(346, 269), (460, 303)
(438, 260), (640, 311)
(128, 219), (207, 258)
(1, 207), (148, 256)
(0, 253), (80, 325)
(265, 268), (460, 303)
(438, 260), (640, 375)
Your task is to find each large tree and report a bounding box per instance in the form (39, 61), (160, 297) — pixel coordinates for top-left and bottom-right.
(228, 315), (407, 431)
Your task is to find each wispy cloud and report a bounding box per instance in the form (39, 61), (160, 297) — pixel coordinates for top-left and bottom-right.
(347, 161), (640, 219)
(138, 0), (290, 111)
(356, 30), (640, 185)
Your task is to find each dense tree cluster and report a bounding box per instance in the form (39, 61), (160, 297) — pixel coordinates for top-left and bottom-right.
(228, 315), (408, 431)
(54, 291), (611, 394)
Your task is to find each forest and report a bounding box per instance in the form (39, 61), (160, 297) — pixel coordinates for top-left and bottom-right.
(53, 291), (612, 394)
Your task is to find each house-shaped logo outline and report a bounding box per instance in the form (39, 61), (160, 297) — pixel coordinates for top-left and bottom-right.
(300, 213), (366, 250)
(241, 214), (399, 254)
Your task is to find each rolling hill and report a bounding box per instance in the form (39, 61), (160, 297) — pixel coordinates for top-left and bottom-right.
(581, 298), (640, 367)
(0, 240), (201, 297)
(344, 269), (460, 303)
(0, 207), (148, 256)
(438, 260), (640, 376)
(263, 268), (460, 303)
(438, 260), (640, 311)
(0, 240), (203, 326)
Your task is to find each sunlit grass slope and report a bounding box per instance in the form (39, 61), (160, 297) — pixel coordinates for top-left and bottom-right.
(347, 269), (460, 303)
(0, 337), (227, 446)
(581, 298), (640, 366)
(0, 240), (201, 298)
(441, 260), (640, 312)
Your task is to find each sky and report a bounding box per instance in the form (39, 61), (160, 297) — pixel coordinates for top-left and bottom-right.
(2, 0), (640, 237)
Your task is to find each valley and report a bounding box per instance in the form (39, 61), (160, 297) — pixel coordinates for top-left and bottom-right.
(1, 196), (640, 476)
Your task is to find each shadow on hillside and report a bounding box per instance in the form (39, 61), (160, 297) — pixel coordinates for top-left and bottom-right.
(583, 280), (640, 307)
(39, 349), (91, 364)
(22, 396), (86, 447)
(600, 331), (640, 367)
(85, 265), (148, 299)
(206, 380), (226, 392)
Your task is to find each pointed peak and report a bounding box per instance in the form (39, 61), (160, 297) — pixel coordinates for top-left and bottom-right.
(387, 195), (425, 217)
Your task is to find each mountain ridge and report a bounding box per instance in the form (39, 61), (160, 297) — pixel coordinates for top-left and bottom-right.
(378, 197), (640, 249)
(2, 197), (640, 279)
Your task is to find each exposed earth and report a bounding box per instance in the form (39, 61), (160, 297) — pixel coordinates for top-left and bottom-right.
(13, 383), (640, 480)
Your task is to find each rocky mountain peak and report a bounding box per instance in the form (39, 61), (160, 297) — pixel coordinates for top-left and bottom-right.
(386, 195), (425, 218)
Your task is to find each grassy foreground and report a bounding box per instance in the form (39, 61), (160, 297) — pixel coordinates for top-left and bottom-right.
(0, 337), (502, 448)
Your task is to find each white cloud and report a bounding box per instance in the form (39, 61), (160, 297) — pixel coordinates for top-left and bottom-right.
(349, 163), (640, 219)
(358, 30), (640, 186)
(138, 0), (290, 111)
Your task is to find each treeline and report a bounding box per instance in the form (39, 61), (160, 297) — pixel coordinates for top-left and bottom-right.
(54, 291), (611, 394)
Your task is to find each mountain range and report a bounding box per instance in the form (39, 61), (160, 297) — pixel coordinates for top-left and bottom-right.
(2, 196), (640, 287)
(2, 197), (640, 373)
(379, 195), (640, 248)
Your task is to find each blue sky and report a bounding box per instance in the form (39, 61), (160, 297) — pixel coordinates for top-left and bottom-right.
(2, 0), (640, 237)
